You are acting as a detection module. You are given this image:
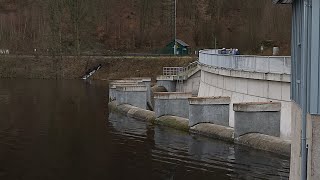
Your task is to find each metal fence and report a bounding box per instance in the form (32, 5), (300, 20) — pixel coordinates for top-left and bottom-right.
(163, 61), (199, 77)
(163, 67), (184, 76)
(199, 49), (291, 74)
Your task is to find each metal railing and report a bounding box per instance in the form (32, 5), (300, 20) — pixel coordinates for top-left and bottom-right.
(163, 61), (199, 77)
(199, 49), (291, 74)
(162, 61), (200, 92)
(163, 67), (184, 76)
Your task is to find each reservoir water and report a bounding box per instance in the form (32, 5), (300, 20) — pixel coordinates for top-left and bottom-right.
(0, 80), (289, 180)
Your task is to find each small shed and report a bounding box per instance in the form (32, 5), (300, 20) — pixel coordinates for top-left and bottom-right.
(163, 39), (190, 55)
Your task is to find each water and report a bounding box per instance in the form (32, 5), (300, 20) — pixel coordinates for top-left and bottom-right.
(0, 79), (290, 180)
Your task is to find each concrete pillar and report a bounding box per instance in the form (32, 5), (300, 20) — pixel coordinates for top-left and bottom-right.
(233, 102), (281, 138)
(114, 78), (152, 104)
(109, 86), (117, 102)
(136, 78), (152, 110)
(109, 82), (139, 102)
(150, 86), (168, 109)
(116, 85), (148, 109)
(109, 77), (152, 108)
(289, 102), (302, 180)
(154, 92), (192, 118)
(307, 115), (320, 180)
(156, 76), (176, 92)
(110, 79), (142, 83)
(130, 77), (152, 82)
(188, 97), (231, 127)
(290, 104), (320, 180)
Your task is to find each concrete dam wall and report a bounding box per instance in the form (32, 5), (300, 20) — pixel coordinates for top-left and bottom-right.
(198, 49), (291, 140)
(108, 49), (293, 155)
(109, 77), (291, 156)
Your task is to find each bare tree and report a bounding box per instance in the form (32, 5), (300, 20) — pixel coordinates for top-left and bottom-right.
(65, 0), (89, 56)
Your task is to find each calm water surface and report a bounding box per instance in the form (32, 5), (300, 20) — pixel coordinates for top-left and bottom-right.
(0, 80), (290, 180)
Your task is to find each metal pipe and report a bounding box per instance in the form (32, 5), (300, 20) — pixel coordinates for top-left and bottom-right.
(173, 0), (177, 55)
(301, 0), (310, 179)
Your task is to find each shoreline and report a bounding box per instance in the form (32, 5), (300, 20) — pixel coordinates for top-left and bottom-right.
(0, 55), (195, 80)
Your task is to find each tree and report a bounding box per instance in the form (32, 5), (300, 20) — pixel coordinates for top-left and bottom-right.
(47, 0), (65, 55)
(65, 0), (89, 56)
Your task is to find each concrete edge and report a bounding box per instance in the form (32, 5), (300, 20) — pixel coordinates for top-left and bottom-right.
(116, 85), (148, 92)
(188, 96), (231, 105)
(108, 101), (133, 115)
(233, 102), (281, 112)
(108, 101), (119, 110)
(156, 75), (175, 81)
(151, 85), (168, 93)
(235, 133), (291, 156)
(108, 102), (156, 122)
(127, 108), (156, 122)
(109, 80), (141, 83)
(190, 123), (234, 142)
(155, 116), (189, 132)
(109, 82), (139, 88)
(129, 77), (152, 82)
(200, 63), (291, 83)
(186, 66), (201, 79)
(110, 77), (151, 82)
(154, 92), (193, 99)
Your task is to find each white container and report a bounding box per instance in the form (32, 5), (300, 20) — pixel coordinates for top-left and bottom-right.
(273, 47), (280, 56)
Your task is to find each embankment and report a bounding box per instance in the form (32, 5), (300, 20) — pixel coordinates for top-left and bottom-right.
(0, 55), (195, 80)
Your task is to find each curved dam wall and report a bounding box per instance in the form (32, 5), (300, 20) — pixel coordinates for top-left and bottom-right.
(176, 71), (201, 95)
(198, 50), (291, 140)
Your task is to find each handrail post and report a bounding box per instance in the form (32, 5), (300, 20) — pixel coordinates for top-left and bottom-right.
(268, 56), (270, 73)
(254, 56), (257, 72)
(283, 57), (286, 73)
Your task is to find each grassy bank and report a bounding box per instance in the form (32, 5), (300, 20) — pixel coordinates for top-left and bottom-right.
(0, 55), (195, 80)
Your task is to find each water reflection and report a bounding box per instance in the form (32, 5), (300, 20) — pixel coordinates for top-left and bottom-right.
(109, 113), (148, 141)
(109, 113), (290, 180)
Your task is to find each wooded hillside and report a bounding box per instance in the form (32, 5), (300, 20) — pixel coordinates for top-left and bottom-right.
(0, 0), (291, 55)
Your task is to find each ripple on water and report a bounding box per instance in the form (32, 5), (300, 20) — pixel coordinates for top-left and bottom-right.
(108, 113), (148, 142)
(0, 90), (10, 104)
(108, 113), (290, 180)
(0, 168), (7, 177)
(0, 80), (290, 180)
(0, 128), (30, 152)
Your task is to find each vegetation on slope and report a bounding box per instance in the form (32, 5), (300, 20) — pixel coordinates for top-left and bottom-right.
(0, 0), (291, 55)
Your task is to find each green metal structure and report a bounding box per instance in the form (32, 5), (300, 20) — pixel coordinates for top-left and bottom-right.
(163, 39), (190, 55)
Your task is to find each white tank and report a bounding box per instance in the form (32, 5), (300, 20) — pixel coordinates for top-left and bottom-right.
(273, 47), (280, 56)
